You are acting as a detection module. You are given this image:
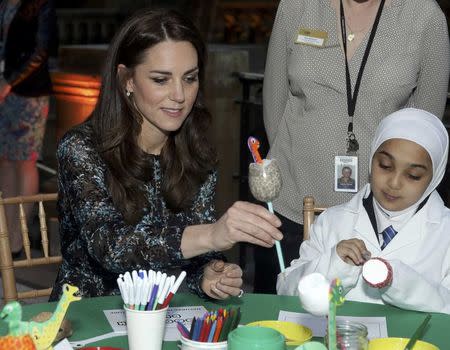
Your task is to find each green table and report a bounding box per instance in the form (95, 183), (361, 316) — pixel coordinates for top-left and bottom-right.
(1, 293), (449, 349)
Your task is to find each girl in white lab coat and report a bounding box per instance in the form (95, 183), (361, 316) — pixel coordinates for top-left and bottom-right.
(277, 108), (450, 314)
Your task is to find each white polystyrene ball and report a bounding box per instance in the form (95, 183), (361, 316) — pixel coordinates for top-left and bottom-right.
(297, 273), (330, 316)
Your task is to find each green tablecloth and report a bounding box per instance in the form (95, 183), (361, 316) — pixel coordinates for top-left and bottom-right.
(1, 293), (449, 349)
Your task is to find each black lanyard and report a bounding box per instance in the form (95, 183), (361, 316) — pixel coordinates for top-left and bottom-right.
(340, 0), (385, 153)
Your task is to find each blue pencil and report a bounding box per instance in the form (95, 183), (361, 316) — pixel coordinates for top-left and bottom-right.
(207, 320), (217, 342)
(193, 316), (202, 341)
(189, 317), (196, 340)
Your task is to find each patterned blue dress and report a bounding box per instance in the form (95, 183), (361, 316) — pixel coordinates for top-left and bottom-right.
(50, 122), (223, 300)
(0, 0), (49, 161)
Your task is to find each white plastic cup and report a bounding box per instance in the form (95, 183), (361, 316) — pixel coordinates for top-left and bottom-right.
(124, 305), (168, 350)
(180, 335), (228, 350)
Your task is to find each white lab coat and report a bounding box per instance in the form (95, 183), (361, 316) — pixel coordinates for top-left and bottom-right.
(277, 184), (450, 314)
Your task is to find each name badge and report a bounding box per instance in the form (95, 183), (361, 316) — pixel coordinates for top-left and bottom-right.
(334, 155), (358, 193)
(295, 28), (328, 47)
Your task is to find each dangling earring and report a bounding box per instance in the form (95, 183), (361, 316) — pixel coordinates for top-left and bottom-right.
(126, 90), (132, 97)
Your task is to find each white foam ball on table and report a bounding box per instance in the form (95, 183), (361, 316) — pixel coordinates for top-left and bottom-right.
(298, 273), (330, 316)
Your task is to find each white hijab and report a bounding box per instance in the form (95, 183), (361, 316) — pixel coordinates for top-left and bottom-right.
(369, 108), (449, 231)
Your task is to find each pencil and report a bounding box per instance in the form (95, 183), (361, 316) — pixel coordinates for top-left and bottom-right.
(189, 317), (196, 340)
(199, 317), (207, 342)
(218, 312), (233, 342)
(231, 307), (241, 331)
(177, 321), (190, 338)
(213, 316), (223, 342)
(207, 320), (217, 342)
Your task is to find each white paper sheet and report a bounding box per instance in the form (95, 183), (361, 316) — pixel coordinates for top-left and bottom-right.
(278, 310), (388, 339)
(54, 338), (74, 350)
(69, 332), (120, 349)
(103, 305), (207, 341)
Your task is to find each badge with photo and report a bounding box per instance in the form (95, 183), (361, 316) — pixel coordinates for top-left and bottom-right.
(334, 155), (358, 193)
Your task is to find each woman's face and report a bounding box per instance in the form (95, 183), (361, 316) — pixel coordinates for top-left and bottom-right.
(371, 138), (433, 211)
(125, 40), (199, 139)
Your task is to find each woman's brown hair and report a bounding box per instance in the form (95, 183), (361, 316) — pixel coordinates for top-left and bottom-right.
(89, 9), (216, 224)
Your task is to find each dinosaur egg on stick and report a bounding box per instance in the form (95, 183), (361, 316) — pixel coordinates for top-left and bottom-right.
(248, 159), (282, 202)
(362, 257), (393, 288)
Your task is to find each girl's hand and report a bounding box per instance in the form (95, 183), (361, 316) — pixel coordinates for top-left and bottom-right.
(201, 260), (243, 300)
(336, 238), (371, 266)
(210, 201), (283, 251)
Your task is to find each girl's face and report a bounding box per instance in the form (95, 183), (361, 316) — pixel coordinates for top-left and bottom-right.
(124, 40), (199, 139)
(371, 138), (433, 211)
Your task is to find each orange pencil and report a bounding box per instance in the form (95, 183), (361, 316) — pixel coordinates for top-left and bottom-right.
(213, 316), (223, 342)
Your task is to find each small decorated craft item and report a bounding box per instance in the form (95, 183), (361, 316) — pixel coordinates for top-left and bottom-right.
(247, 137), (282, 203)
(0, 284), (81, 350)
(362, 257), (393, 288)
(247, 136), (285, 271)
(327, 279), (345, 350)
(297, 273), (345, 350)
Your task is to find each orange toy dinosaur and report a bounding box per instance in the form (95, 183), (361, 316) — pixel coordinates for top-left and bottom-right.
(0, 335), (36, 350)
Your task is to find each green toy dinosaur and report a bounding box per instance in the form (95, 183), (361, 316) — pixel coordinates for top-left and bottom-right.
(0, 301), (27, 336)
(0, 284), (81, 350)
(327, 278), (345, 350)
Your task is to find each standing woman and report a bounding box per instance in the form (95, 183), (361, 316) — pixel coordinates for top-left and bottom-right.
(50, 9), (282, 300)
(259, 0), (450, 293)
(0, 0), (57, 255)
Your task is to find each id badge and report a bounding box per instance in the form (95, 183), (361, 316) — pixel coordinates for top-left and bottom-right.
(295, 28), (328, 47)
(334, 155), (358, 193)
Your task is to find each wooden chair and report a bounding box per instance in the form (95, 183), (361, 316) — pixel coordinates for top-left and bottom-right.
(0, 192), (61, 302)
(303, 196), (326, 241)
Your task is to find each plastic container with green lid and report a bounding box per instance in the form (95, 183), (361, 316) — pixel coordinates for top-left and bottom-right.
(227, 326), (286, 350)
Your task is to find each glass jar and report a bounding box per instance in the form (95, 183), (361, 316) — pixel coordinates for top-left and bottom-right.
(325, 320), (369, 350)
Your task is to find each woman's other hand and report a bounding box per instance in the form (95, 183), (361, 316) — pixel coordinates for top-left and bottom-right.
(336, 238), (371, 266)
(210, 201), (283, 251)
(201, 260), (243, 299)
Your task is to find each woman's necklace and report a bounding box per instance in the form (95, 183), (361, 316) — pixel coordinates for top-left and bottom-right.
(343, 0), (380, 42)
(347, 28), (356, 42)
(346, 18), (358, 41)
(345, 15), (374, 42)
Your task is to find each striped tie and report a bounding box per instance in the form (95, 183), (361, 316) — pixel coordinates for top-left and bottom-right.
(380, 225), (397, 250)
